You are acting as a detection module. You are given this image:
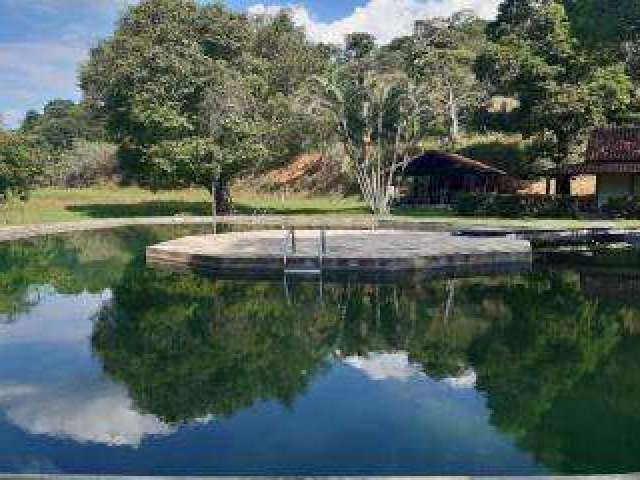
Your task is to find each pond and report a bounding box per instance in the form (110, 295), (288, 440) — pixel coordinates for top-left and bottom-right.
(0, 225), (639, 476)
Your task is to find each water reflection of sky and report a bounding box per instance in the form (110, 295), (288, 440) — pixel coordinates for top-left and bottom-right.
(0, 288), (544, 475)
(0, 288), (173, 448)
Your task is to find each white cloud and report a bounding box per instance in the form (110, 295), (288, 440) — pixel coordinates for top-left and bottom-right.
(344, 351), (477, 390)
(442, 368), (477, 389)
(344, 352), (423, 381)
(248, 0), (500, 45)
(0, 290), (177, 447)
(0, 380), (173, 447)
(0, 42), (86, 90)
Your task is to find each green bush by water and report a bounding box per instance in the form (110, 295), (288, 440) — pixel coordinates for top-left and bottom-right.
(602, 196), (640, 219)
(454, 193), (580, 219)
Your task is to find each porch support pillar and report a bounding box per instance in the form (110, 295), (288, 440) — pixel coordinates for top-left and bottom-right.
(557, 175), (571, 196)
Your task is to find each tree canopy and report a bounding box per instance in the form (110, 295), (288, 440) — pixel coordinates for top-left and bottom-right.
(3, 0), (640, 205)
(80, 0), (331, 204)
(479, 0), (634, 166)
(20, 99), (105, 151)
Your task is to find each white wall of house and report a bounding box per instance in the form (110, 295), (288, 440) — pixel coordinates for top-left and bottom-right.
(597, 174), (634, 205)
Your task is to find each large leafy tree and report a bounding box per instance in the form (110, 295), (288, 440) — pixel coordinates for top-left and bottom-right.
(408, 11), (488, 144)
(80, 0), (329, 210)
(479, 0), (633, 167)
(565, 0), (640, 119)
(566, 0), (640, 75)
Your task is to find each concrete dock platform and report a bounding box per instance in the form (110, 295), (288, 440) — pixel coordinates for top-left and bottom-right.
(146, 230), (532, 279)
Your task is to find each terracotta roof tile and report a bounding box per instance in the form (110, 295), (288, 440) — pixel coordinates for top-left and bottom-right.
(587, 127), (640, 163)
(550, 162), (640, 175)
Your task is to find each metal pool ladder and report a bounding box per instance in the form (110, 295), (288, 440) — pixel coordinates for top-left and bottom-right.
(282, 228), (326, 275)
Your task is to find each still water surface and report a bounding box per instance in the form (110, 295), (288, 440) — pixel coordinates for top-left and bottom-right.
(0, 225), (638, 475)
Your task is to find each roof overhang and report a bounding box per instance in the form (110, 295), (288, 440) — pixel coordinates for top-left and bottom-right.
(548, 163), (640, 176)
(403, 151), (507, 177)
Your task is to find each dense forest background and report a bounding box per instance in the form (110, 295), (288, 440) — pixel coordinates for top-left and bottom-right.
(1, 0), (639, 209)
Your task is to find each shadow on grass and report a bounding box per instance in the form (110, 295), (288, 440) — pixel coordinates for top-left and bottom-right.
(392, 206), (458, 218)
(66, 201), (369, 218)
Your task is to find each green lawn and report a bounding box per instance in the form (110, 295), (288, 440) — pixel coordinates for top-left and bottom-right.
(2, 185), (640, 229)
(0, 186), (368, 225)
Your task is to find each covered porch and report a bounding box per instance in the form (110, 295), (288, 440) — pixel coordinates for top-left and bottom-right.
(398, 151), (507, 206)
(548, 163), (640, 207)
(545, 127), (640, 207)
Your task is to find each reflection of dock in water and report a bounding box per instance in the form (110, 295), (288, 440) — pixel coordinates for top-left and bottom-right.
(456, 227), (640, 251)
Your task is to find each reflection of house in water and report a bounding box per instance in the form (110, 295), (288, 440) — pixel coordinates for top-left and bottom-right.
(579, 267), (640, 303)
(578, 266), (640, 334)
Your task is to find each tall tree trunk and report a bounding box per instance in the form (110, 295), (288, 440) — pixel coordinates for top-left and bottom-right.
(448, 86), (459, 144)
(209, 176), (231, 215)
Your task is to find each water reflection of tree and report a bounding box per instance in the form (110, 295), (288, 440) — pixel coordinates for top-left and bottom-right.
(467, 269), (639, 473)
(92, 263), (640, 473)
(0, 236), (99, 318)
(92, 267), (495, 423)
(93, 269), (339, 423)
(0, 225), (212, 316)
(525, 336), (640, 474)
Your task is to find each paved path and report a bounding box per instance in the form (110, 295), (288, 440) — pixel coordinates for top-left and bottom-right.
(147, 229), (532, 278)
(1, 215), (630, 244)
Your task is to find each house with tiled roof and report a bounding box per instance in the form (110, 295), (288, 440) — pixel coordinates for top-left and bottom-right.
(552, 127), (640, 205)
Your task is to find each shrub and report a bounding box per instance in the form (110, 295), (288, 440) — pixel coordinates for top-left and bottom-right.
(536, 195), (579, 219)
(454, 192), (488, 216)
(0, 132), (43, 202)
(453, 193), (581, 218)
(602, 196), (640, 219)
(37, 140), (119, 187)
(485, 194), (526, 218)
(61, 141), (119, 187)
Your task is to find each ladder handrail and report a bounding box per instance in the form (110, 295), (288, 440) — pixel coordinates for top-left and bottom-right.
(318, 229), (327, 268)
(283, 228), (327, 274)
(282, 228), (296, 268)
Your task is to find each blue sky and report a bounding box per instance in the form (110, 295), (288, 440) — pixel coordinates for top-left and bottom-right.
(0, 0), (499, 129)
